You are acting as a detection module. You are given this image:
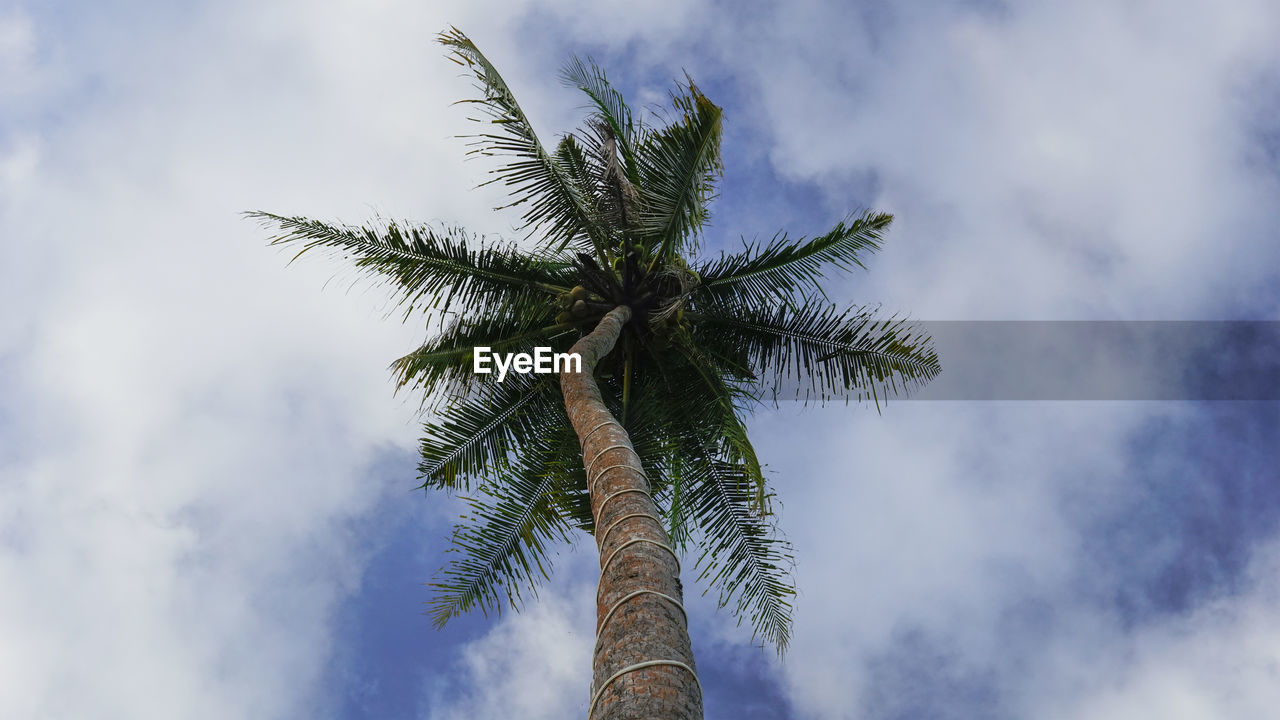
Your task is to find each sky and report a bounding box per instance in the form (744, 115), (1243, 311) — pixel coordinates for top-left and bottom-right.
(2, 1), (1279, 718)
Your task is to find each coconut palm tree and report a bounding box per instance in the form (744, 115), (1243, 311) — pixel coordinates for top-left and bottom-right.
(251, 28), (938, 720)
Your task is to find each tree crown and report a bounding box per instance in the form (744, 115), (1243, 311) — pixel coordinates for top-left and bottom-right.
(251, 28), (939, 652)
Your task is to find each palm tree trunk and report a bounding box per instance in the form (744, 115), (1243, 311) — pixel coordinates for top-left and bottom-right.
(561, 305), (702, 720)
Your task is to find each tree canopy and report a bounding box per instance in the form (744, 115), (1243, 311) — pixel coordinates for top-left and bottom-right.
(250, 28), (939, 652)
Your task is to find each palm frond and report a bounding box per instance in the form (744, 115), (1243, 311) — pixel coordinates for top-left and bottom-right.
(588, 120), (641, 231)
(693, 297), (940, 407)
(664, 337), (771, 516)
(392, 313), (574, 397)
(553, 134), (596, 202)
(697, 210), (892, 304)
(539, 421), (595, 533)
(636, 79), (722, 260)
(417, 373), (561, 491)
(560, 56), (640, 182)
(439, 28), (611, 256)
(250, 212), (572, 319)
(684, 455), (795, 653)
(427, 433), (577, 626)
(617, 363), (706, 545)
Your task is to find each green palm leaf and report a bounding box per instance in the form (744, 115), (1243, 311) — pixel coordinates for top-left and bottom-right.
(693, 297), (941, 407)
(427, 432), (578, 626)
(440, 28), (611, 256)
(553, 134), (596, 203)
(698, 210), (893, 303)
(417, 373), (560, 491)
(559, 56), (640, 182)
(618, 363), (711, 545)
(666, 337), (771, 514)
(392, 313), (575, 397)
(539, 422), (594, 533)
(249, 212), (571, 319)
(636, 79), (723, 261)
(684, 456), (795, 653)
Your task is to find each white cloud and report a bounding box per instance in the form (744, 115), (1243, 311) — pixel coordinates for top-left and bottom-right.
(423, 573), (596, 720)
(2, 0), (719, 715)
(728, 0), (1280, 320)
(746, 404), (1139, 717)
(0, 133), (37, 192)
(4, 1), (1279, 719)
(678, 4), (1280, 714)
(0, 2), (542, 717)
(0, 10), (37, 101)
(1043, 539), (1280, 720)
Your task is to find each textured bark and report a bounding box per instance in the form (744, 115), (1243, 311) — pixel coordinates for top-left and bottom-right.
(561, 306), (702, 720)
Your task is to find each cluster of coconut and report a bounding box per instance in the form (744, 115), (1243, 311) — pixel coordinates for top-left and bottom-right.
(554, 285), (609, 325)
